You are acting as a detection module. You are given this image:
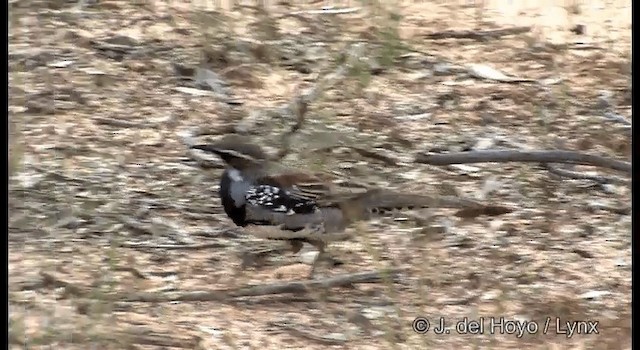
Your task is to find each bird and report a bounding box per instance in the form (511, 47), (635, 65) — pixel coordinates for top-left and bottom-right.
(190, 134), (512, 277)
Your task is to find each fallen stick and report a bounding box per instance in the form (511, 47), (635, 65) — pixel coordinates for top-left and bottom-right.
(415, 150), (631, 175)
(105, 268), (405, 303)
(542, 164), (631, 186)
(426, 26), (531, 40)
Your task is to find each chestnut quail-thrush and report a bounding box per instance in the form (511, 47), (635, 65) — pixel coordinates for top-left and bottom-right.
(190, 134), (511, 276)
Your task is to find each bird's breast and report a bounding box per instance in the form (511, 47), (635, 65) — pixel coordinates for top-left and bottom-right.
(220, 169), (252, 207)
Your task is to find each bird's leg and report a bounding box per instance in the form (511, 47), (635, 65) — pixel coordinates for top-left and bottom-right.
(307, 241), (326, 279)
(289, 239), (304, 254)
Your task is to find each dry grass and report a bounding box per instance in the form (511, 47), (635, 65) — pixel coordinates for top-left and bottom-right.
(9, 0), (630, 349)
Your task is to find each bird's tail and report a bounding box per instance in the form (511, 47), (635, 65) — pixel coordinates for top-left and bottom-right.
(337, 189), (512, 221)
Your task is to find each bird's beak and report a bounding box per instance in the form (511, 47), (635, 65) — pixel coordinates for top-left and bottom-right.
(190, 145), (259, 165)
(190, 144), (221, 154)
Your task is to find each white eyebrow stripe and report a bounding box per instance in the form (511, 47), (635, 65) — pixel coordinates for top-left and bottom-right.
(228, 169), (244, 182)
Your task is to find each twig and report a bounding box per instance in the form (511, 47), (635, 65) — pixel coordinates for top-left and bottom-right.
(415, 150), (631, 175)
(93, 116), (146, 128)
(348, 146), (399, 166)
(10, 328), (202, 348)
(289, 7), (360, 15)
(275, 94), (309, 160)
(30, 271), (89, 297)
(542, 164), (631, 186)
(425, 26), (531, 40)
(118, 216), (159, 235)
(104, 268), (404, 302)
(273, 43), (366, 160)
(569, 43), (605, 51)
(268, 321), (348, 345)
(119, 241), (228, 250)
(118, 329), (202, 348)
(601, 112), (632, 127)
(31, 166), (88, 184)
(113, 266), (149, 279)
(240, 247), (293, 269)
(227, 269), (404, 297)
(585, 202), (631, 215)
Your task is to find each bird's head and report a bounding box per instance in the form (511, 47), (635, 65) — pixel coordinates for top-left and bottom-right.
(190, 134), (269, 170)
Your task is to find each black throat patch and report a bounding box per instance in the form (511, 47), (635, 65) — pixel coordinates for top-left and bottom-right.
(219, 170), (248, 226)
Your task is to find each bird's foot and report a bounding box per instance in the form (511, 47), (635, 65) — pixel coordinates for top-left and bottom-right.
(306, 252), (343, 279)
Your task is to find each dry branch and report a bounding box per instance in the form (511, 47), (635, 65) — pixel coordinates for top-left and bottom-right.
(275, 94), (309, 160)
(542, 164), (631, 186)
(348, 146), (399, 166)
(426, 26), (531, 40)
(106, 269), (404, 303)
(415, 150), (631, 175)
(119, 241), (228, 250)
(273, 43), (366, 160)
(118, 215), (159, 235)
(93, 116), (146, 128)
(9, 328), (201, 349)
(289, 7), (361, 15)
(268, 321), (348, 345)
(585, 202), (631, 215)
(116, 328), (202, 348)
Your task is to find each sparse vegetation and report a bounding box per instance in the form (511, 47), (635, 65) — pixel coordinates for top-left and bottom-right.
(9, 1), (630, 349)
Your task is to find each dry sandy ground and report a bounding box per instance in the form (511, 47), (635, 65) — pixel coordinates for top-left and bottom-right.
(9, 0), (631, 349)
